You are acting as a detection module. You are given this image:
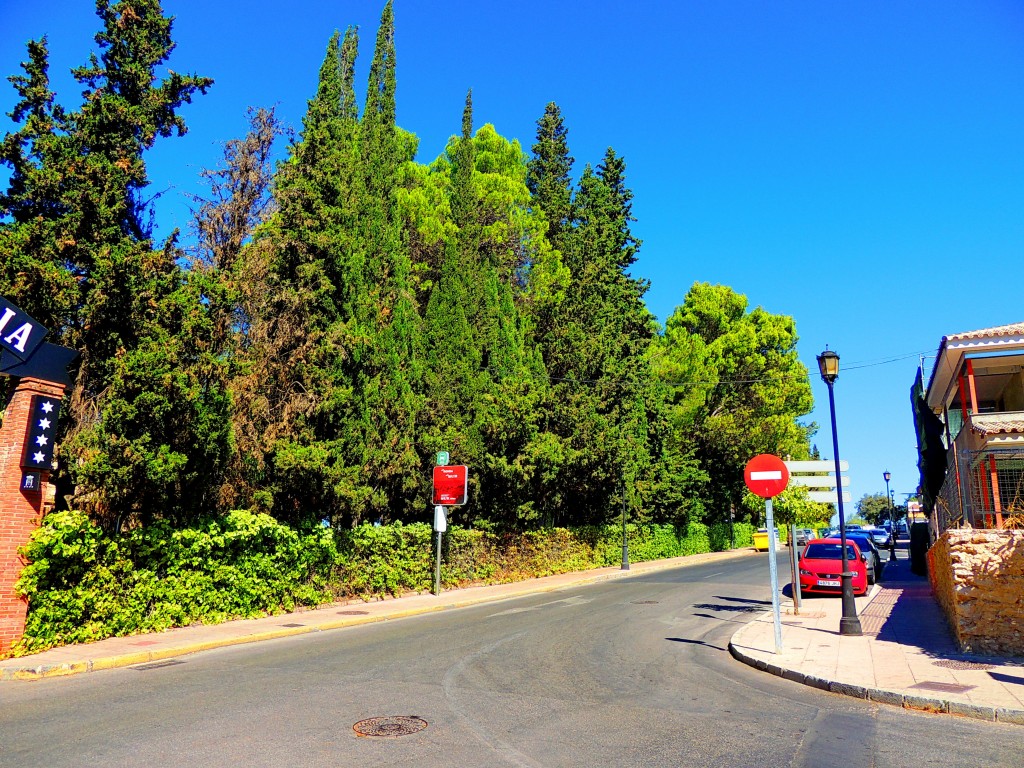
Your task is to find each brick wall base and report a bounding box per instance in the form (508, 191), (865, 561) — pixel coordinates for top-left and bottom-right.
(0, 377), (65, 654)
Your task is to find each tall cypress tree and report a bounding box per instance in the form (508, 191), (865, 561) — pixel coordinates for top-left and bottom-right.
(532, 147), (661, 525)
(351, 0), (424, 522)
(526, 102), (574, 248)
(423, 91), (483, 474)
(229, 28), (365, 525)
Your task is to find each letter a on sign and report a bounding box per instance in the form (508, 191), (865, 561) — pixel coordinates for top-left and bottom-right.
(0, 295), (47, 360)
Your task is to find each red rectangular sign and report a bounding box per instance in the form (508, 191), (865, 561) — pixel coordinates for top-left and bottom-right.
(432, 465), (468, 506)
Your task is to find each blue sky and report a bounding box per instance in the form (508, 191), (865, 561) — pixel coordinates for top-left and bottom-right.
(4, 1), (1024, 515)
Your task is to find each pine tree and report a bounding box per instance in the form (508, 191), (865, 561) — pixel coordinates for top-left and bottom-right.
(0, 0), (224, 528)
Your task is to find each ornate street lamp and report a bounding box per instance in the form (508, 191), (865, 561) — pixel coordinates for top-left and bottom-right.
(817, 348), (863, 636)
(883, 470), (895, 553)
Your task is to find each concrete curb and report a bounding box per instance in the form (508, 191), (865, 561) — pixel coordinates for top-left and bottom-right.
(1, 547), (755, 681)
(727, 638), (1024, 726)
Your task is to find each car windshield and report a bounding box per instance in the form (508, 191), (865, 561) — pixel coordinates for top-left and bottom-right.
(804, 543), (857, 560)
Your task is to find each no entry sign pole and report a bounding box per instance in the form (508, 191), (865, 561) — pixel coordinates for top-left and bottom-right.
(744, 454), (790, 654)
(431, 461), (468, 596)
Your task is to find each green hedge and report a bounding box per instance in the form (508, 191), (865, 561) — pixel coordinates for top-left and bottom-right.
(12, 514), (755, 656)
(14, 510), (337, 654)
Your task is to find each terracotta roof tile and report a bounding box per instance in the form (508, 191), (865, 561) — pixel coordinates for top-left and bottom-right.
(970, 414), (1024, 436)
(946, 322), (1024, 342)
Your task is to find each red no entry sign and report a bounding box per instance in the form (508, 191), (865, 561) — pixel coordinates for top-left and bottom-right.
(432, 465), (469, 506)
(744, 454), (789, 499)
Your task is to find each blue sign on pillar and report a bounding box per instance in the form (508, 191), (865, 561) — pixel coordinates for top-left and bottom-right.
(21, 395), (61, 470)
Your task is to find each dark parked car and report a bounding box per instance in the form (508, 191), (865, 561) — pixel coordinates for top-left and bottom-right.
(844, 531), (883, 584)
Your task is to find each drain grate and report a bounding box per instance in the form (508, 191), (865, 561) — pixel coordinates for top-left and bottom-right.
(133, 660), (185, 671)
(910, 680), (975, 694)
(353, 716), (427, 738)
(337, 610), (369, 615)
(631, 600), (659, 605)
(933, 659), (993, 671)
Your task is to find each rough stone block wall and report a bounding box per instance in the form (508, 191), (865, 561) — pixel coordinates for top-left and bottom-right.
(929, 529), (1024, 655)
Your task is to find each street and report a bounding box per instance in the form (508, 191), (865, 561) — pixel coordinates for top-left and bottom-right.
(2, 554), (1021, 767)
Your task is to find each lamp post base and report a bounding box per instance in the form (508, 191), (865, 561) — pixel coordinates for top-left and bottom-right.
(839, 572), (863, 636)
(621, 545), (630, 571)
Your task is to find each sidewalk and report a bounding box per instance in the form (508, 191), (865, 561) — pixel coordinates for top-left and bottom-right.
(729, 548), (1024, 726)
(0, 548), (753, 681)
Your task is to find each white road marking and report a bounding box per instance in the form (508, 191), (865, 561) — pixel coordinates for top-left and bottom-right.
(488, 595), (593, 617)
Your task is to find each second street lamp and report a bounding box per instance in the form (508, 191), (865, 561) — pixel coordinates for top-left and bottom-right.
(883, 470), (895, 553)
(817, 348), (863, 636)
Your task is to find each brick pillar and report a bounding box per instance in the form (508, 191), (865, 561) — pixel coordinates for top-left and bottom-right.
(0, 377), (65, 653)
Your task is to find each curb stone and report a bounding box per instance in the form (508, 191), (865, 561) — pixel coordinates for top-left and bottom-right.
(728, 638), (1024, 726)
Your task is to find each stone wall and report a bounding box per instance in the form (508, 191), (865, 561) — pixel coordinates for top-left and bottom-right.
(930, 529), (1024, 655)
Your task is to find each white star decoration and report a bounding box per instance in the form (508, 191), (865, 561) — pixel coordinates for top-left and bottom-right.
(33, 451), (45, 463)
(40, 400), (54, 413)
(35, 435), (48, 447)
(38, 418), (51, 430)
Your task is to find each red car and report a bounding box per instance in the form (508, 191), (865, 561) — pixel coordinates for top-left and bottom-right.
(798, 538), (869, 596)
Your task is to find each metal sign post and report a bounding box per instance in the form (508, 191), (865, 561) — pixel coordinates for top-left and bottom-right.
(789, 522), (802, 615)
(433, 505), (447, 596)
(764, 498), (783, 653)
(744, 454), (790, 654)
(431, 457), (465, 596)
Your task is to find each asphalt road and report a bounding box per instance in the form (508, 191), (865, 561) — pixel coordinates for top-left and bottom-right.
(2, 554), (1022, 767)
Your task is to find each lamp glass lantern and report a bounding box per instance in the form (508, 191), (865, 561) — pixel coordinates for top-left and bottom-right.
(817, 349), (840, 382)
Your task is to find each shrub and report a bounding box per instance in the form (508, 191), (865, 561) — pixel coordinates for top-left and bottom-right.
(12, 514), (758, 654)
(14, 510), (336, 655)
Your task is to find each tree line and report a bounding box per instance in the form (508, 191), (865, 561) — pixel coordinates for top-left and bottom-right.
(0, 0), (817, 536)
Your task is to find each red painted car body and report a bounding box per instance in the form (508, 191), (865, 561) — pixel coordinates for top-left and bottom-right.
(798, 538), (868, 596)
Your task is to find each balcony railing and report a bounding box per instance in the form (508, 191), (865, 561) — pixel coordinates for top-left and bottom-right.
(934, 445), (1024, 535)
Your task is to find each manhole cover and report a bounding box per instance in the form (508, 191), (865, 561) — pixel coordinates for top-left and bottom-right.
(280, 623), (305, 628)
(338, 610), (369, 615)
(631, 600), (659, 605)
(933, 659), (993, 671)
(353, 716), (428, 738)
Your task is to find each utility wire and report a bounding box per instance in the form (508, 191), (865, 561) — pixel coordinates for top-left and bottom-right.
(495, 348), (934, 390)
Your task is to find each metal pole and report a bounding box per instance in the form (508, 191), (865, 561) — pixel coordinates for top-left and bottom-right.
(621, 474), (630, 570)
(789, 522), (801, 614)
(765, 498), (783, 653)
(434, 529), (442, 596)
(826, 378), (862, 636)
(884, 474), (896, 558)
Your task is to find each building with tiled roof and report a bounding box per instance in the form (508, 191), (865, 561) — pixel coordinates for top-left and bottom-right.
(916, 322), (1024, 532)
